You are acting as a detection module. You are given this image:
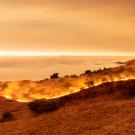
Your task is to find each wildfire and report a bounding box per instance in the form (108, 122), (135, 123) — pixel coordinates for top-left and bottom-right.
(0, 74), (135, 103)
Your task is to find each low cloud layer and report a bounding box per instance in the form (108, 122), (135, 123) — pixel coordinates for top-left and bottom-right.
(0, 56), (134, 81)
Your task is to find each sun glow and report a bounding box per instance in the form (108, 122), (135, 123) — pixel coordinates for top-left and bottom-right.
(0, 51), (134, 56)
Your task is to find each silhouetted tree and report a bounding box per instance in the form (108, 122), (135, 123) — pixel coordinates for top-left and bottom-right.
(103, 67), (106, 71)
(70, 74), (78, 78)
(98, 68), (102, 72)
(50, 73), (59, 79)
(84, 70), (92, 75)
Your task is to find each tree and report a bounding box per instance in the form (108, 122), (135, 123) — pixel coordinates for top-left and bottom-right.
(50, 73), (59, 79)
(84, 70), (92, 75)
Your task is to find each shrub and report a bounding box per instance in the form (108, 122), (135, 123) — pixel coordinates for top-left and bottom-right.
(120, 82), (135, 98)
(0, 111), (15, 122)
(28, 99), (58, 114)
(85, 81), (95, 87)
(45, 101), (58, 112)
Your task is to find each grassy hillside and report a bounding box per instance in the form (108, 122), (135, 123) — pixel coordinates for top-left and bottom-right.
(0, 79), (135, 135)
(0, 59), (135, 102)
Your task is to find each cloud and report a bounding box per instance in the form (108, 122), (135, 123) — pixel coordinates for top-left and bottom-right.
(0, 56), (88, 68)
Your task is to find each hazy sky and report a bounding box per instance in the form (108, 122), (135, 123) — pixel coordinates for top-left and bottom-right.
(0, 0), (135, 55)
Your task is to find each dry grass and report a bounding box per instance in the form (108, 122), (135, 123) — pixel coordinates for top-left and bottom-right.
(0, 80), (135, 134)
(27, 79), (135, 115)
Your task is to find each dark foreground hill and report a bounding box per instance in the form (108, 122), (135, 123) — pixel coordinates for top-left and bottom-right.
(0, 80), (135, 135)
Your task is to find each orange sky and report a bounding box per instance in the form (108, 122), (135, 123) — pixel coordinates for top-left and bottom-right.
(0, 0), (135, 55)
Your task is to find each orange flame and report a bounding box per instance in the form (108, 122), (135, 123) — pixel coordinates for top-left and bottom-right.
(0, 74), (134, 102)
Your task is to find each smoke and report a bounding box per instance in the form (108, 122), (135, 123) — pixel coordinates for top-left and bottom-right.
(0, 59), (135, 102)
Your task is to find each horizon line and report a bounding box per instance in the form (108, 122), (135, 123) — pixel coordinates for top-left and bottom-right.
(0, 51), (134, 57)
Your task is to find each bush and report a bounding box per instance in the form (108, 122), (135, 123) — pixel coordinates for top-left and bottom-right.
(0, 111), (15, 122)
(85, 81), (95, 87)
(45, 101), (58, 112)
(120, 82), (135, 98)
(28, 99), (58, 114)
(107, 80), (135, 98)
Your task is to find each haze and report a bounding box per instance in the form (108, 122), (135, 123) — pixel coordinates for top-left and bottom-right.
(0, 0), (135, 55)
(0, 56), (134, 81)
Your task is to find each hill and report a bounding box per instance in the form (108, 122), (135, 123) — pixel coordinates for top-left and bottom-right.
(0, 79), (135, 135)
(0, 59), (135, 102)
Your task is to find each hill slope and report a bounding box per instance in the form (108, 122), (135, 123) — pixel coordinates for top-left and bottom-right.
(0, 59), (135, 102)
(0, 80), (135, 135)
